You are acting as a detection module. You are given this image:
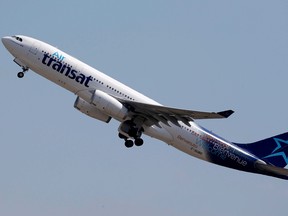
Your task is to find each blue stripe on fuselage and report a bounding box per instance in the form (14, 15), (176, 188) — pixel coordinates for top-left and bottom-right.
(195, 125), (259, 172)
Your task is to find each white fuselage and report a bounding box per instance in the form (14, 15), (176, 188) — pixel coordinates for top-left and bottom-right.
(5, 35), (288, 180)
(2, 35), (258, 170)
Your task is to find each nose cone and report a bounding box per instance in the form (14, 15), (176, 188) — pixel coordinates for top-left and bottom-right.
(2, 36), (14, 53)
(2, 36), (10, 46)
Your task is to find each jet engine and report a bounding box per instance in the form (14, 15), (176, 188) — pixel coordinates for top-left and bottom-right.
(91, 90), (128, 121)
(74, 96), (111, 123)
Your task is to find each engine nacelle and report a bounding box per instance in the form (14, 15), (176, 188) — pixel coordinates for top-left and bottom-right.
(91, 90), (128, 120)
(74, 96), (111, 123)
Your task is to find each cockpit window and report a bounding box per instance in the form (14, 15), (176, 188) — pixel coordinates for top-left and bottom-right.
(12, 35), (23, 42)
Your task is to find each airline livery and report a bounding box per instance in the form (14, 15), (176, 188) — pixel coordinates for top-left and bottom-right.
(2, 35), (288, 180)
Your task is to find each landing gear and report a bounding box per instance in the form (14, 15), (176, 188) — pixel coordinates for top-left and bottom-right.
(118, 119), (145, 148)
(134, 138), (144, 147)
(17, 67), (28, 78)
(17, 71), (25, 78)
(119, 133), (144, 148)
(125, 140), (134, 148)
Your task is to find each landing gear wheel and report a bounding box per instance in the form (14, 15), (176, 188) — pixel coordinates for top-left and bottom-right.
(17, 67), (28, 78)
(17, 72), (24, 78)
(134, 138), (144, 146)
(118, 133), (127, 140)
(125, 140), (134, 148)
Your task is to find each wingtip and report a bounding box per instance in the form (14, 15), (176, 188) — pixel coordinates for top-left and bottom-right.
(217, 110), (234, 118)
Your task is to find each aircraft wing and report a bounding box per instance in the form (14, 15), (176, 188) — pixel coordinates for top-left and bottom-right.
(119, 99), (234, 127)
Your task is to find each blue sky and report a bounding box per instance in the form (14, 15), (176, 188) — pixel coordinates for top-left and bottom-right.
(1, 1), (287, 215)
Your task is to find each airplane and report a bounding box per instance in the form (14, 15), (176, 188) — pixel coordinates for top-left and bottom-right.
(2, 35), (288, 180)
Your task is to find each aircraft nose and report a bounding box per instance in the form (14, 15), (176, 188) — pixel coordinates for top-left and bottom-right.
(2, 36), (16, 54)
(2, 36), (10, 46)
(2, 36), (13, 50)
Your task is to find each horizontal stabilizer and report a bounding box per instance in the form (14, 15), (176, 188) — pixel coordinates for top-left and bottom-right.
(255, 161), (288, 180)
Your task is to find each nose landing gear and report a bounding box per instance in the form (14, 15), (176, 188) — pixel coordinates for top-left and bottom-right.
(17, 67), (28, 78)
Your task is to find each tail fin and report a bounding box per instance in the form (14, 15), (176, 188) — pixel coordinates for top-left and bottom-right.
(233, 132), (288, 168)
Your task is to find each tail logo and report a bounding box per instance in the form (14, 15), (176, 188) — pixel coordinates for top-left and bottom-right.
(263, 138), (288, 164)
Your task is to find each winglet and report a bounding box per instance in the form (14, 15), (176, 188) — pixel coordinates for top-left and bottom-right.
(217, 110), (234, 118)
